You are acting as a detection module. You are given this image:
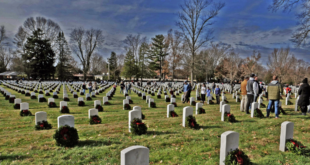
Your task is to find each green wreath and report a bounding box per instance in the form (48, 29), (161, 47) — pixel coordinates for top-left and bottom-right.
(53, 125), (79, 147)
(90, 115), (102, 125)
(186, 115), (200, 129)
(130, 118), (147, 135)
(35, 120), (52, 130)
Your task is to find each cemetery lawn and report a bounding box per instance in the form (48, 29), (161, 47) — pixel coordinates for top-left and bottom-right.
(0, 85), (310, 165)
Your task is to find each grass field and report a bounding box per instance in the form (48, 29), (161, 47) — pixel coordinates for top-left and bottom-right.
(0, 84), (309, 165)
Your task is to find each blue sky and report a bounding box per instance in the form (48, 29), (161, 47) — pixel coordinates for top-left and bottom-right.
(0, 0), (309, 64)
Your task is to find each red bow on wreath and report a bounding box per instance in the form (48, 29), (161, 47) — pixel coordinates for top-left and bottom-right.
(227, 113), (231, 117)
(60, 127), (69, 140)
(236, 151), (243, 165)
(190, 119), (195, 127)
(23, 110), (28, 113)
(39, 123), (44, 128)
(136, 122), (144, 126)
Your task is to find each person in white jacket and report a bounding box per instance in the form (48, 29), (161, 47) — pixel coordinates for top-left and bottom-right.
(245, 74), (258, 114)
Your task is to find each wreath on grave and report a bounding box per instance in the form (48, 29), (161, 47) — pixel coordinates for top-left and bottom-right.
(92, 95), (96, 98)
(21, 91), (25, 94)
(95, 104), (103, 112)
(39, 91), (44, 94)
(108, 96), (111, 100)
(129, 99), (133, 104)
(191, 101), (196, 106)
(34, 90), (38, 93)
(5, 95), (9, 100)
(157, 95), (161, 99)
(209, 100), (214, 104)
(18, 90), (21, 93)
(224, 148), (252, 165)
(45, 93), (50, 96)
(186, 115), (200, 129)
(96, 92), (99, 95)
(151, 93), (155, 96)
(80, 92), (84, 95)
(39, 97), (47, 102)
(172, 95), (176, 98)
(197, 96), (201, 100)
(166, 97), (170, 102)
(125, 94), (128, 97)
(60, 106), (70, 113)
(170, 111), (178, 117)
(104, 101), (110, 105)
(64, 97), (70, 101)
(150, 102), (156, 108)
(9, 97), (15, 103)
(124, 103), (131, 110)
(48, 102), (56, 108)
(286, 139), (309, 155)
(25, 93), (30, 96)
(73, 94), (78, 98)
(141, 113), (145, 120)
(35, 120), (52, 130)
(53, 125), (79, 147)
(254, 108), (264, 118)
(198, 107), (206, 114)
(224, 112), (236, 123)
(50, 89), (53, 92)
(14, 103), (20, 109)
(138, 93), (142, 97)
(89, 115), (102, 125)
(78, 101), (85, 106)
(130, 118), (147, 135)
(172, 102), (177, 107)
(142, 96), (146, 100)
(20, 110), (32, 116)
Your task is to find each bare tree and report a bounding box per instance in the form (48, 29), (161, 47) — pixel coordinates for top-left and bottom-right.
(124, 34), (147, 62)
(70, 27), (105, 80)
(90, 53), (107, 75)
(0, 26), (12, 72)
(0, 26), (9, 46)
(167, 29), (183, 80)
(177, 0), (225, 84)
(270, 0), (310, 46)
(290, 57), (309, 85)
(267, 47), (294, 83)
(225, 51), (243, 83)
(117, 54), (125, 72)
(242, 50), (261, 76)
(14, 17), (61, 55)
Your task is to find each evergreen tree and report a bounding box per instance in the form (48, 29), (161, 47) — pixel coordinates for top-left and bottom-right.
(22, 29), (55, 79)
(137, 42), (150, 80)
(148, 35), (169, 80)
(108, 52), (117, 80)
(55, 32), (72, 81)
(122, 50), (138, 80)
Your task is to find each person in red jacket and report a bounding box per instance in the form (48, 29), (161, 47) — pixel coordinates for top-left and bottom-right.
(286, 86), (291, 97)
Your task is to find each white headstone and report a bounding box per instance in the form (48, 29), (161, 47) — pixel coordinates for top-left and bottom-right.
(14, 98), (21, 104)
(120, 145), (149, 165)
(35, 111), (47, 124)
(146, 96), (150, 103)
(219, 131), (239, 165)
(190, 97), (195, 104)
(167, 104), (174, 118)
(128, 110), (142, 132)
(57, 115), (74, 128)
(94, 100), (101, 107)
(78, 97), (84, 101)
(59, 101), (67, 110)
(103, 96), (108, 103)
(195, 103), (203, 115)
(221, 104), (230, 121)
(88, 108), (98, 118)
(279, 121), (294, 152)
(170, 98), (176, 104)
(123, 99), (129, 110)
(20, 102), (29, 110)
(48, 98), (55, 104)
(182, 106), (193, 127)
(251, 102), (259, 118)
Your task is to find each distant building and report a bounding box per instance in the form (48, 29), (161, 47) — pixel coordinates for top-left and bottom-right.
(0, 71), (24, 79)
(72, 74), (94, 80)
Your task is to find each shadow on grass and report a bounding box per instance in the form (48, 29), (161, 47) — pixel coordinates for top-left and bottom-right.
(77, 139), (121, 147)
(146, 131), (177, 135)
(240, 119), (257, 123)
(200, 125), (222, 129)
(0, 155), (29, 161)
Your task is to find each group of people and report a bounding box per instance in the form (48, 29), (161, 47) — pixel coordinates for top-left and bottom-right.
(120, 81), (132, 94)
(82, 81), (97, 94)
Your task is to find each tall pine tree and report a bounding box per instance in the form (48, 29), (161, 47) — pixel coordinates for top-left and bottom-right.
(55, 32), (72, 81)
(22, 28), (55, 79)
(122, 49), (138, 80)
(108, 52), (117, 80)
(148, 35), (169, 80)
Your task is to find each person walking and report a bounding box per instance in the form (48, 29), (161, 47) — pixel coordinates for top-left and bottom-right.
(254, 76), (261, 102)
(120, 82), (125, 93)
(182, 81), (188, 103)
(245, 74), (258, 114)
(240, 76), (249, 112)
(206, 87), (211, 103)
(201, 83), (206, 104)
(215, 85), (221, 104)
(126, 82), (132, 94)
(298, 78), (310, 115)
(82, 82), (86, 94)
(186, 82), (192, 103)
(266, 76), (283, 118)
(212, 82), (215, 94)
(87, 81), (92, 94)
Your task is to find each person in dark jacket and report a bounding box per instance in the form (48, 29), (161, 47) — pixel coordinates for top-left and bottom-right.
(298, 78), (310, 115)
(215, 85), (221, 104)
(185, 83), (192, 103)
